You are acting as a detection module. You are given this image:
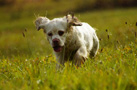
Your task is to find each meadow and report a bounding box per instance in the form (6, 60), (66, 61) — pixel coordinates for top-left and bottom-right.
(0, 6), (137, 89)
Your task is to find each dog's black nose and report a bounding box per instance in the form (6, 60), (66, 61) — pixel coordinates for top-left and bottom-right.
(52, 38), (60, 45)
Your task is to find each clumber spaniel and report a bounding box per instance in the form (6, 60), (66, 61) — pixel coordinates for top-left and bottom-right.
(35, 14), (99, 68)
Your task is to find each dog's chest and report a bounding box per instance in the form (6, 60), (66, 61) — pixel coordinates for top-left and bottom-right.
(61, 33), (80, 60)
(65, 32), (80, 50)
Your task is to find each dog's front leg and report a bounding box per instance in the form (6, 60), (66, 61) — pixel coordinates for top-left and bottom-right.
(74, 46), (88, 67)
(56, 55), (65, 69)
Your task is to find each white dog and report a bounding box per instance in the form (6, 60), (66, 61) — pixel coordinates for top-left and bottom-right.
(35, 14), (99, 68)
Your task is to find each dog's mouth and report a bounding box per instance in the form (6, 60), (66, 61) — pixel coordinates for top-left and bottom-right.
(53, 46), (63, 52)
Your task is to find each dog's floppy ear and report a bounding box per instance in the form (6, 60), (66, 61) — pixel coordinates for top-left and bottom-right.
(66, 13), (82, 27)
(35, 17), (50, 31)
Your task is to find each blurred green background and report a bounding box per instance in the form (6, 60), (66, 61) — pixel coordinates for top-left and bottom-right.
(0, 0), (137, 59)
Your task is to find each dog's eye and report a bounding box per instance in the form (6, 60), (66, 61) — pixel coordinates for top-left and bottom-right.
(48, 33), (53, 36)
(58, 31), (64, 36)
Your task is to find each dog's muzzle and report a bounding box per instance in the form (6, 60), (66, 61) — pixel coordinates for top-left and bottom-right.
(52, 38), (63, 52)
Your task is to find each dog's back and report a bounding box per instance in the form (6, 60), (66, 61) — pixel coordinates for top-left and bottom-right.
(70, 23), (99, 56)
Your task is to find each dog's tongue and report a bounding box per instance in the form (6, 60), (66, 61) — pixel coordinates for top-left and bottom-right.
(53, 46), (62, 52)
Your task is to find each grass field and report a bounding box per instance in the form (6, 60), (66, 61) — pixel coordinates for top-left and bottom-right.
(0, 7), (137, 90)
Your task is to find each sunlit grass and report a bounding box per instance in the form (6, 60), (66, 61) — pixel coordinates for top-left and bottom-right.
(0, 43), (137, 90)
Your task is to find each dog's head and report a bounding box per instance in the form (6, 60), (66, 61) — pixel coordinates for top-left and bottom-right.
(35, 14), (82, 52)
